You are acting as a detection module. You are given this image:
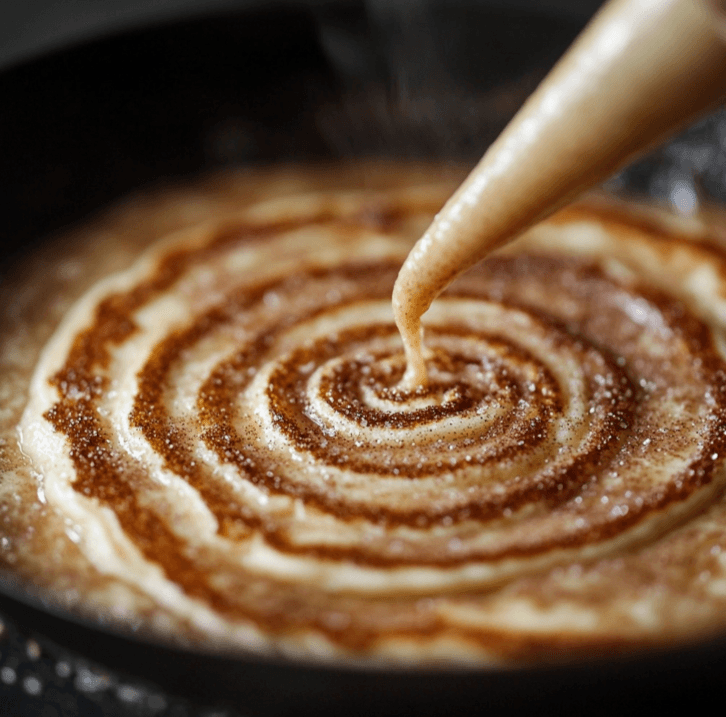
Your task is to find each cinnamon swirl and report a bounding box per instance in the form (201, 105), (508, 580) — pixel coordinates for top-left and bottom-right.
(3, 165), (726, 664)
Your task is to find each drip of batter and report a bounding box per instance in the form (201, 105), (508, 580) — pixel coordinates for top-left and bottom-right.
(394, 0), (726, 388)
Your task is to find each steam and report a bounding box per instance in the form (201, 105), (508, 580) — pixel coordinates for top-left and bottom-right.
(314, 0), (549, 161)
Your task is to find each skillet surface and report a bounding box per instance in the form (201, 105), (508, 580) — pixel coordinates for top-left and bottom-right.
(2, 3), (726, 715)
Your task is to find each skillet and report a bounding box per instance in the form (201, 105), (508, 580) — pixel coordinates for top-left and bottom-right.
(2, 2), (726, 714)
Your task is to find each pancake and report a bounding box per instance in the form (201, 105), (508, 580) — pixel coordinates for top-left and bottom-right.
(3, 164), (726, 665)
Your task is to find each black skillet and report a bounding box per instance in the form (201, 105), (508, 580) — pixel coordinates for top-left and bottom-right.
(2, 2), (726, 715)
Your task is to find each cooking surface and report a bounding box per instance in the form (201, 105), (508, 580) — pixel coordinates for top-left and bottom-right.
(3, 2), (726, 715)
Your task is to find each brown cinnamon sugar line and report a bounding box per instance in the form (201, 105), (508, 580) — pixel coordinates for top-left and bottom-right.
(45, 395), (443, 653)
(46, 216), (726, 552)
(137, 251), (726, 551)
(125, 256), (626, 549)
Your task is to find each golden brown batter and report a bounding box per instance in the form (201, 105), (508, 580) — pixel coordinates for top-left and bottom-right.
(3, 166), (726, 664)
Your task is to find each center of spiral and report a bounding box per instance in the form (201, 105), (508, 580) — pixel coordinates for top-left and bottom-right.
(341, 346), (505, 416)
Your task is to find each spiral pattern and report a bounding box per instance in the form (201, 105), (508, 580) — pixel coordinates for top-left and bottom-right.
(18, 182), (726, 662)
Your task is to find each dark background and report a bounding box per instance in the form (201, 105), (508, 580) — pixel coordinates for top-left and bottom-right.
(0, 0), (604, 70)
(0, 0), (610, 255)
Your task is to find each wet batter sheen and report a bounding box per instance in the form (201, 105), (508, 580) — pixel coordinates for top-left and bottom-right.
(3, 165), (726, 664)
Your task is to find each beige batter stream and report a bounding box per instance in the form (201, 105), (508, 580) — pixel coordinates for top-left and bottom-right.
(394, 0), (726, 387)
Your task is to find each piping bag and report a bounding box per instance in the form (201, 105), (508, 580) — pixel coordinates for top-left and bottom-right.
(393, 0), (726, 388)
